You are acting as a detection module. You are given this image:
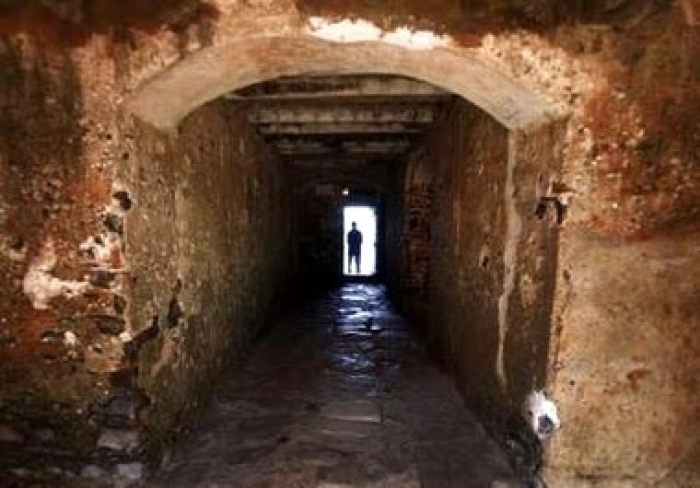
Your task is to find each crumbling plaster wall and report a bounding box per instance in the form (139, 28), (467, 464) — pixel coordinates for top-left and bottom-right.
(384, 4), (700, 486)
(0, 0), (699, 485)
(546, 225), (700, 487)
(119, 101), (293, 454)
(0, 29), (130, 468)
(420, 100), (563, 438)
(477, 9), (700, 486)
(0, 2), (297, 471)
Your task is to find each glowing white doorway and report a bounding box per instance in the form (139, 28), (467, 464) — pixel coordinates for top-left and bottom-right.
(343, 206), (377, 276)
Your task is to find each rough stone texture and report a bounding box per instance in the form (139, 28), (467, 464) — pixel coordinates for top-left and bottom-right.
(121, 100), (294, 455)
(681, 0), (700, 25)
(416, 100), (563, 452)
(0, 24), (121, 465)
(474, 8), (700, 239)
(545, 225), (700, 487)
(0, 1), (699, 486)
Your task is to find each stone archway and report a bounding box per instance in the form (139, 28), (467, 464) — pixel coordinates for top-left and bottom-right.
(122, 26), (570, 481)
(124, 33), (562, 131)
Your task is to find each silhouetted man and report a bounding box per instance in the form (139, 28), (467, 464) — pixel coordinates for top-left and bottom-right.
(347, 222), (362, 274)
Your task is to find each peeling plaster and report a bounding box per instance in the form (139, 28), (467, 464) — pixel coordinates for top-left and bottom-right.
(1, 236), (27, 262)
(496, 132), (523, 391)
(106, 186), (133, 217)
(63, 330), (78, 347)
(23, 240), (90, 310)
(79, 233), (123, 271)
(306, 17), (452, 50)
(476, 32), (593, 122)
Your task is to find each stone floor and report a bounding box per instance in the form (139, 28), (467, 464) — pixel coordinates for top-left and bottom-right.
(148, 283), (524, 488)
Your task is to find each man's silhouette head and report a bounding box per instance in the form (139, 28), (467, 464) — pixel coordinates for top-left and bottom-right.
(351, 222), (357, 229)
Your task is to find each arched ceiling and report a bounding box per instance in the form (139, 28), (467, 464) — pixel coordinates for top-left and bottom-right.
(124, 34), (563, 132)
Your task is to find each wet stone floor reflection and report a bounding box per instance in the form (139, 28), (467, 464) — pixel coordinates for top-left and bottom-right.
(151, 284), (524, 488)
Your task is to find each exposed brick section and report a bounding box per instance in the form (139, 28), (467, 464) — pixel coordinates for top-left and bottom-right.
(0, 32), (119, 462)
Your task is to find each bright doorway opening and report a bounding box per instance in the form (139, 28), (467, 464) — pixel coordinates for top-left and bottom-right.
(343, 206), (377, 277)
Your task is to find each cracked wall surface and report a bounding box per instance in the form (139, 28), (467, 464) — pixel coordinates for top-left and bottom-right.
(0, 27), (120, 465)
(419, 101), (563, 470)
(0, 1), (698, 485)
(119, 100), (293, 456)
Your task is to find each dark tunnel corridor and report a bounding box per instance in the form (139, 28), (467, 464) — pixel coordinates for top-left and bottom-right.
(3, 5), (700, 486)
(117, 73), (561, 487)
(3, 70), (564, 487)
(149, 283), (522, 487)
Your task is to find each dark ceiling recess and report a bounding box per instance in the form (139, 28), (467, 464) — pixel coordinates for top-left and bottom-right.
(226, 75), (455, 168)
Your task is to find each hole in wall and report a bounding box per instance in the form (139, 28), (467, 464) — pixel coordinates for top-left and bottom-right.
(479, 245), (491, 270)
(89, 269), (116, 288)
(166, 298), (183, 328)
(114, 295), (127, 315)
(103, 213), (124, 235)
(112, 190), (133, 212)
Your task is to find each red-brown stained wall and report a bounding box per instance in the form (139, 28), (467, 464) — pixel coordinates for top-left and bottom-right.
(0, 32), (117, 459)
(0, 1), (699, 485)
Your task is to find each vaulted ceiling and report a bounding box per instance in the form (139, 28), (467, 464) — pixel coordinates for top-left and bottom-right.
(226, 75), (456, 169)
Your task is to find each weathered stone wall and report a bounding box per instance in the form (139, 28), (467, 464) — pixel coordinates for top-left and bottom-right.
(384, 5), (700, 485)
(546, 225), (700, 487)
(0, 20), (294, 475)
(383, 165), (406, 298)
(539, 16), (700, 478)
(0, 31), (123, 469)
(118, 100), (293, 456)
(423, 100), (562, 421)
(1, 1), (699, 485)
(541, 10), (700, 487)
(427, 100), (508, 414)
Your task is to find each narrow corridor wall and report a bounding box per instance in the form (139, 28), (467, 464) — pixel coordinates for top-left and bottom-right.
(546, 225), (700, 487)
(120, 100), (294, 454)
(408, 99), (563, 462)
(1, 1), (699, 485)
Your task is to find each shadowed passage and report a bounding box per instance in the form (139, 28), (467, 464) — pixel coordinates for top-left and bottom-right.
(150, 284), (524, 487)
